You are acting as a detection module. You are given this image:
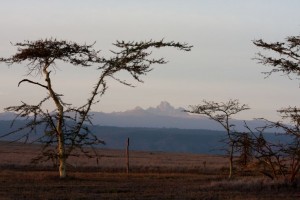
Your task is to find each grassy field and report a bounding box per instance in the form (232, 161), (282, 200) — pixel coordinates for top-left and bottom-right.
(0, 142), (299, 199)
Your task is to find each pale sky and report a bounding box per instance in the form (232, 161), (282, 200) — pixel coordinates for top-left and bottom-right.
(1, 0), (300, 121)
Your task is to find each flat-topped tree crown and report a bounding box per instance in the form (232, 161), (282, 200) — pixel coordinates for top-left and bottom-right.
(0, 38), (192, 178)
(99, 39), (192, 84)
(1, 39), (101, 74)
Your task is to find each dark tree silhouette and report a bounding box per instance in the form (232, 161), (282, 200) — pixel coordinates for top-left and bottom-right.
(234, 132), (254, 171)
(253, 35), (300, 77)
(0, 38), (192, 178)
(244, 108), (300, 182)
(253, 35), (300, 182)
(185, 99), (249, 178)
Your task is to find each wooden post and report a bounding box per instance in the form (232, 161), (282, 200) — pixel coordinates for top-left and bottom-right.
(203, 161), (206, 170)
(126, 137), (130, 174)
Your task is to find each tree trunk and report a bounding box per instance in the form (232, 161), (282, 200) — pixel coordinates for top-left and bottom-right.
(43, 64), (66, 178)
(56, 104), (66, 178)
(55, 101), (66, 178)
(58, 131), (66, 178)
(228, 142), (234, 179)
(290, 163), (300, 183)
(55, 103), (66, 178)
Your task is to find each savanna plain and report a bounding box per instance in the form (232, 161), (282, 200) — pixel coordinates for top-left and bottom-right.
(0, 142), (299, 200)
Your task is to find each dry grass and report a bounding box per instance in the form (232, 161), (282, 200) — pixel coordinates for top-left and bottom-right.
(0, 141), (227, 173)
(0, 142), (299, 199)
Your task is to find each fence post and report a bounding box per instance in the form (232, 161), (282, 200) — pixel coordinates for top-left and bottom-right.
(126, 137), (130, 173)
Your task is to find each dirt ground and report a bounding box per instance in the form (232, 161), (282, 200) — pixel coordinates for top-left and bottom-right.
(1, 170), (299, 200)
(0, 142), (299, 200)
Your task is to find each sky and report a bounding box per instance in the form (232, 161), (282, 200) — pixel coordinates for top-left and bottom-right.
(1, 0), (300, 121)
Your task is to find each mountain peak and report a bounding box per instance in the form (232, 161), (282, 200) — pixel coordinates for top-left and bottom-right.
(133, 106), (144, 111)
(115, 101), (186, 117)
(156, 101), (173, 111)
(146, 101), (186, 117)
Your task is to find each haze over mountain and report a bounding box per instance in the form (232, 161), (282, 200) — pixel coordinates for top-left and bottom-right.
(0, 101), (264, 131)
(0, 112), (17, 121)
(0, 102), (287, 154)
(89, 101), (263, 131)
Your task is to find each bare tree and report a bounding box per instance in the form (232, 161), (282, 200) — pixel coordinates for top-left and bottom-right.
(253, 35), (300, 182)
(0, 38), (192, 178)
(234, 132), (254, 171)
(185, 99), (249, 178)
(245, 108), (300, 182)
(245, 124), (286, 180)
(253, 35), (300, 77)
(266, 107), (300, 182)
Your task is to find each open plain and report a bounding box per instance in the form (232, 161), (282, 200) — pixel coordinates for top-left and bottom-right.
(0, 142), (299, 200)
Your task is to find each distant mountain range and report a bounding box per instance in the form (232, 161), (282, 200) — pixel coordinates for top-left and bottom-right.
(90, 101), (266, 131)
(0, 101), (265, 131)
(0, 120), (225, 154)
(0, 102), (288, 154)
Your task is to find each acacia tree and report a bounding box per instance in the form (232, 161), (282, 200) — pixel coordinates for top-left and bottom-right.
(244, 108), (300, 182)
(0, 38), (192, 178)
(276, 107), (300, 182)
(253, 35), (300, 182)
(253, 35), (300, 77)
(185, 99), (249, 178)
(244, 123), (286, 180)
(234, 132), (254, 171)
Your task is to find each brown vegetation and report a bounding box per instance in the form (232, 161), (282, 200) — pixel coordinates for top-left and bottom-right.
(0, 142), (299, 199)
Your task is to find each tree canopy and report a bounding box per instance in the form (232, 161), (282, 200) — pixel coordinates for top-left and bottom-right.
(253, 35), (300, 77)
(0, 38), (192, 178)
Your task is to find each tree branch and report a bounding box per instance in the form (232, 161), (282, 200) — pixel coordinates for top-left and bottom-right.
(18, 79), (48, 89)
